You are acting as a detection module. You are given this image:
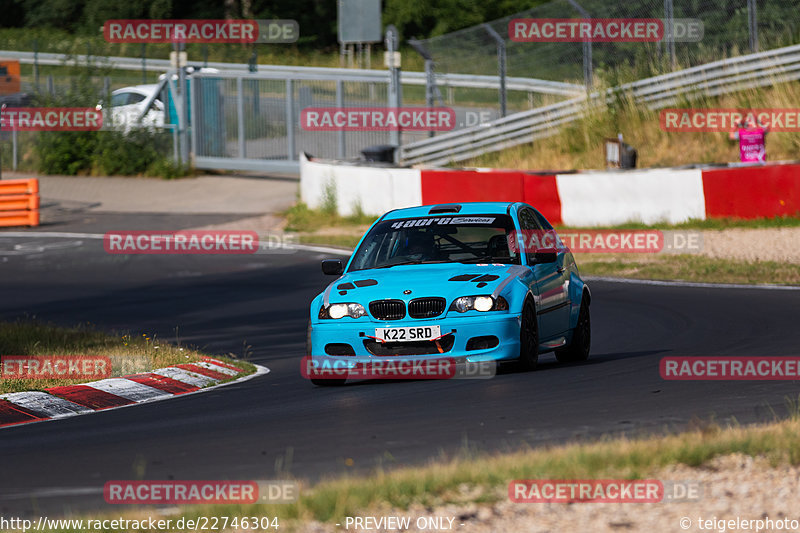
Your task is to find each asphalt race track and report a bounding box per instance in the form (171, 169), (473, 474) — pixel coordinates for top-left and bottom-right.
(1, 228), (799, 517)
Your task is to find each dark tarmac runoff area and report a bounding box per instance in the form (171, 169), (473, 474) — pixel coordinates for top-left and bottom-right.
(0, 173), (799, 516)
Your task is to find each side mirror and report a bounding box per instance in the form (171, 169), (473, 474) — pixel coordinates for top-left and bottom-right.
(321, 259), (344, 275)
(531, 250), (558, 264)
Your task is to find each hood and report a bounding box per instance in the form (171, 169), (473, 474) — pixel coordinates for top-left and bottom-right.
(325, 262), (520, 305)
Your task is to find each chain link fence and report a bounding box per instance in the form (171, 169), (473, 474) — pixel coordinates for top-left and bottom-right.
(413, 0), (800, 87)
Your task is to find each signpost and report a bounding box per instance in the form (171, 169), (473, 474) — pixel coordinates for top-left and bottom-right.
(338, 0), (382, 68)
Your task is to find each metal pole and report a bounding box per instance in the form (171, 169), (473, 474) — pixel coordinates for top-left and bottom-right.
(424, 60), (434, 108)
(408, 39), (440, 137)
(664, 0), (676, 70)
(498, 40), (507, 116)
(189, 73), (198, 164)
(172, 126), (179, 164)
(33, 39), (39, 92)
(583, 40), (593, 89)
(176, 43), (189, 164)
(237, 76), (245, 159)
(12, 128), (17, 171)
(482, 24), (507, 117)
(336, 79), (345, 158)
(747, 0), (758, 53)
(385, 25), (401, 152)
(568, 0), (593, 90)
(285, 79), (296, 161)
(425, 59), (435, 137)
(141, 44), (147, 84)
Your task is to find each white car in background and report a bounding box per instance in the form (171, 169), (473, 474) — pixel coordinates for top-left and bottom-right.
(105, 84), (165, 132)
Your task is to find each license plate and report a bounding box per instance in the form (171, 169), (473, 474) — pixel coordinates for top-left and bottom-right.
(375, 325), (441, 343)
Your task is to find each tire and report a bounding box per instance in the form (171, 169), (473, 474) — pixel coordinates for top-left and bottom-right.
(555, 295), (591, 363)
(306, 320), (347, 387)
(518, 299), (539, 371)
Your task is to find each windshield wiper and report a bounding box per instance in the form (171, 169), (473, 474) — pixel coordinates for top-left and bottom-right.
(460, 255), (512, 264)
(374, 259), (449, 269)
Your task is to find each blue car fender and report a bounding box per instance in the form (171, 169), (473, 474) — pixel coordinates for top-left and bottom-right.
(492, 266), (535, 316)
(566, 271), (591, 329)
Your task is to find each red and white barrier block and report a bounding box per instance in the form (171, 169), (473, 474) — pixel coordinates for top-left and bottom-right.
(301, 154), (800, 226)
(0, 357), (263, 429)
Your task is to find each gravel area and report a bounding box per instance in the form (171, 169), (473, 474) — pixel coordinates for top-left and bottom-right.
(702, 228), (800, 264)
(297, 454), (800, 533)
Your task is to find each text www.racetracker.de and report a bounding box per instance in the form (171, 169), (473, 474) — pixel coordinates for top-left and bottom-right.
(0, 515), (280, 532)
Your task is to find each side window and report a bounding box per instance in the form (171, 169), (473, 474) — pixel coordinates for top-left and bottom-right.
(128, 93), (146, 104)
(111, 92), (130, 107)
(517, 208), (542, 264)
(518, 208), (540, 231)
(532, 209), (554, 230)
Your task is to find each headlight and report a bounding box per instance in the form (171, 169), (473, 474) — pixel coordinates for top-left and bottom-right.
(319, 303), (367, 319)
(449, 295), (509, 313)
(473, 296), (494, 312)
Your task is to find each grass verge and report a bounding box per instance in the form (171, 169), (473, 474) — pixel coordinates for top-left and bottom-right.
(0, 320), (255, 394)
(284, 203), (377, 233)
(576, 254), (800, 285)
(464, 79), (800, 170)
(37, 409), (800, 532)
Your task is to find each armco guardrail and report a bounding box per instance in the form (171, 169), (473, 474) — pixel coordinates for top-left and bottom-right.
(0, 178), (39, 227)
(400, 44), (800, 167)
(0, 50), (584, 97)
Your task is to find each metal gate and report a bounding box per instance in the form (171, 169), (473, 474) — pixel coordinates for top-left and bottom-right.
(190, 70), (401, 173)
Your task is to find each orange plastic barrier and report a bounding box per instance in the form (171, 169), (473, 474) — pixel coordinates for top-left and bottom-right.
(0, 194), (39, 211)
(0, 179), (39, 227)
(0, 59), (21, 95)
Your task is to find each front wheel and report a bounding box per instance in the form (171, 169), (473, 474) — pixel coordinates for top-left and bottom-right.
(306, 320), (347, 387)
(555, 295), (590, 363)
(518, 299), (539, 371)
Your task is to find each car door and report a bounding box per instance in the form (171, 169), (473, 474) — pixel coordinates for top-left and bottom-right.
(518, 207), (569, 337)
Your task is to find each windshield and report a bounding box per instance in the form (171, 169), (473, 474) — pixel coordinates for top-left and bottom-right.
(348, 214), (520, 271)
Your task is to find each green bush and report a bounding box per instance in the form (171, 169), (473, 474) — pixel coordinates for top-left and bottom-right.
(29, 72), (190, 178)
(92, 129), (168, 175)
(33, 128), (188, 178)
(35, 131), (97, 175)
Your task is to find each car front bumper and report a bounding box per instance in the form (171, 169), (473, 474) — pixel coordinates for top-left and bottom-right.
(309, 312), (521, 364)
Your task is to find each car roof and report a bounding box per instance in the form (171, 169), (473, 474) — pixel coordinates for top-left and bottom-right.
(381, 202), (517, 220)
(111, 84), (159, 96)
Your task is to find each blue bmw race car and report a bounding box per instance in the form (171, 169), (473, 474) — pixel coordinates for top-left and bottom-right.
(306, 201), (591, 386)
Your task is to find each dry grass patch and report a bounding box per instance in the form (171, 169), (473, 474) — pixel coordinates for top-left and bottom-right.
(0, 320), (253, 394)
